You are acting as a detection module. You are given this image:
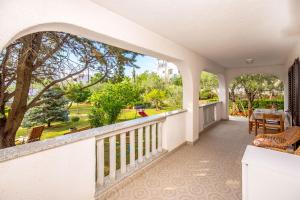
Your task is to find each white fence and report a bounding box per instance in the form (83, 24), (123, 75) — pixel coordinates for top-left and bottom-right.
(0, 109), (187, 200)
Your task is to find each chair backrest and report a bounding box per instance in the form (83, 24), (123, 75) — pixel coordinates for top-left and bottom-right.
(248, 108), (253, 120)
(27, 126), (44, 143)
(263, 113), (283, 121)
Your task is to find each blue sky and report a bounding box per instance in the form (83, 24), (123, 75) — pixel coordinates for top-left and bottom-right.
(125, 55), (158, 76)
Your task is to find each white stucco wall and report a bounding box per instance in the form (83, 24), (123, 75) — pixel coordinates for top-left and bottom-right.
(0, 0), (225, 143)
(162, 112), (186, 151)
(0, 138), (96, 200)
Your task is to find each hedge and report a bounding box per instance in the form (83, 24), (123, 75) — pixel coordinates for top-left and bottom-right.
(229, 99), (284, 110)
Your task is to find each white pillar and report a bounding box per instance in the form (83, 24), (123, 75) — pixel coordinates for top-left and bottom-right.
(177, 61), (201, 143)
(217, 74), (229, 120)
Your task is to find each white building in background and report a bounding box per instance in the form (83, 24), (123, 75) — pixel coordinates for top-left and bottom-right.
(157, 59), (179, 81)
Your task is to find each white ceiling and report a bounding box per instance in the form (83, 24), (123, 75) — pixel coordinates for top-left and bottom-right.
(92, 0), (300, 68)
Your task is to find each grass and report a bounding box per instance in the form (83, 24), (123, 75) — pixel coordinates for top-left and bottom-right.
(15, 103), (176, 176)
(16, 103), (176, 140)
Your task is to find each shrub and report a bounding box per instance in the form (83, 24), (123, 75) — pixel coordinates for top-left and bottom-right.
(71, 116), (80, 123)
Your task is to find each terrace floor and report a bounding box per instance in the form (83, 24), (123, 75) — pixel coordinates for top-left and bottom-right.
(100, 118), (254, 200)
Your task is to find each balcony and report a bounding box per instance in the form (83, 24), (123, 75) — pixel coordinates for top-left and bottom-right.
(1, 1), (300, 200)
(99, 117), (252, 200)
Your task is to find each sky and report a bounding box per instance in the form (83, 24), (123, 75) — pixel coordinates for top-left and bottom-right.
(124, 55), (158, 77)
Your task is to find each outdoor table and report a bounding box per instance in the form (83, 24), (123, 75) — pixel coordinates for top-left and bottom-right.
(252, 109), (285, 135)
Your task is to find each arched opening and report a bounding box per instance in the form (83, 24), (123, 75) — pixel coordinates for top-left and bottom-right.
(228, 73), (284, 117)
(199, 71), (219, 105)
(0, 31), (183, 148)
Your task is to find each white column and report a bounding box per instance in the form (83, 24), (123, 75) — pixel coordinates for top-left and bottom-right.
(129, 130), (135, 168)
(96, 139), (104, 186)
(120, 132), (126, 174)
(151, 124), (157, 155)
(178, 61), (201, 143)
(217, 74), (229, 120)
(138, 128), (143, 163)
(109, 136), (116, 180)
(145, 125), (150, 159)
(157, 122), (162, 152)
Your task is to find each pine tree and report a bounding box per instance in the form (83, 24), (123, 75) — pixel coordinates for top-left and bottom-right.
(22, 88), (69, 128)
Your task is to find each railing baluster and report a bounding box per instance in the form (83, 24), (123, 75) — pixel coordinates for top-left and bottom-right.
(109, 136), (116, 179)
(120, 132), (126, 174)
(96, 139), (104, 186)
(151, 124), (157, 156)
(157, 122), (162, 152)
(138, 127), (143, 163)
(145, 125), (150, 159)
(129, 130), (135, 168)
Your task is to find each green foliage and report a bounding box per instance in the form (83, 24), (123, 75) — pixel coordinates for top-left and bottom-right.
(230, 74), (283, 108)
(230, 99), (284, 111)
(136, 71), (166, 93)
(135, 71), (183, 109)
(70, 116), (80, 123)
(165, 85), (183, 108)
(66, 83), (91, 103)
(169, 75), (182, 86)
(144, 89), (166, 110)
(89, 81), (140, 127)
(22, 88), (69, 128)
(200, 71), (219, 100)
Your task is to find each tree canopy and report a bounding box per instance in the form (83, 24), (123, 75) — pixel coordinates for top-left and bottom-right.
(0, 31), (138, 148)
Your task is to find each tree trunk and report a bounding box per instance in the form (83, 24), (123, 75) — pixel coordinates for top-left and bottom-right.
(47, 121), (51, 127)
(0, 33), (42, 149)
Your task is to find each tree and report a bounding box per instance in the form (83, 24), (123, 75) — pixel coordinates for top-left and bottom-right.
(66, 83), (91, 113)
(22, 88), (69, 128)
(144, 89), (166, 110)
(0, 31), (139, 148)
(89, 81), (140, 126)
(136, 71), (165, 93)
(229, 74), (284, 112)
(200, 71), (219, 100)
(165, 85), (182, 108)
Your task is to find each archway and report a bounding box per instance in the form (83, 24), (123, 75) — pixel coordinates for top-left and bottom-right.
(228, 73), (284, 117)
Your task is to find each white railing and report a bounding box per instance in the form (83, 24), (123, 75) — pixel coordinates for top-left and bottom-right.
(199, 102), (222, 130)
(95, 118), (164, 188)
(0, 109), (187, 200)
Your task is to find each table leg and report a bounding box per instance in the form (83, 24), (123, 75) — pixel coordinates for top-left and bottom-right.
(255, 119), (258, 136)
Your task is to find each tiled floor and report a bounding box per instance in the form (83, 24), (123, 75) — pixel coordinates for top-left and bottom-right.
(101, 118), (253, 200)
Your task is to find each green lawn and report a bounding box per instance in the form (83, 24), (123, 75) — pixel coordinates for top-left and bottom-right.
(16, 103), (175, 140)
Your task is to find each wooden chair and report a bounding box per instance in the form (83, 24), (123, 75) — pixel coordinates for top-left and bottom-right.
(27, 126), (45, 143)
(248, 108), (263, 134)
(253, 126), (300, 150)
(262, 113), (284, 134)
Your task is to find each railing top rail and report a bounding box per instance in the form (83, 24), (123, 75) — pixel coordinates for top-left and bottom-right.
(199, 101), (221, 108)
(0, 109), (186, 163)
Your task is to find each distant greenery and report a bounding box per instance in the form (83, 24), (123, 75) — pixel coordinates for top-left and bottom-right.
(89, 80), (140, 127)
(229, 73), (284, 116)
(200, 71), (219, 102)
(16, 104), (170, 140)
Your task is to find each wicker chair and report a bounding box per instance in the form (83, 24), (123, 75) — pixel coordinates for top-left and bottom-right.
(295, 146), (300, 156)
(253, 126), (300, 150)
